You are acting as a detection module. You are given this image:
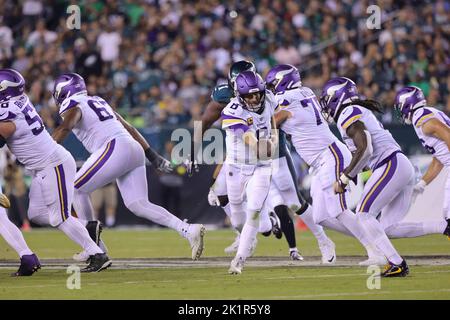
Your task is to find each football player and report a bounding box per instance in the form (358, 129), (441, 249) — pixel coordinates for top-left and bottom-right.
(0, 68), (110, 273)
(321, 77), (415, 277)
(51, 73), (205, 262)
(222, 70), (277, 274)
(268, 65), (376, 267)
(197, 61), (334, 262)
(395, 86), (450, 238)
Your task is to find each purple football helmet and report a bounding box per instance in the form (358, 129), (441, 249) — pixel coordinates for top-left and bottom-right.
(265, 64), (301, 94)
(320, 77), (358, 121)
(235, 70), (266, 113)
(0, 69), (25, 102)
(53, 73), (87, 106)
(394, 86), (426, 125)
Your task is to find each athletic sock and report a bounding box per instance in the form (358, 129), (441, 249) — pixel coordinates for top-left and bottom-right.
(0, 211), (33, 257)
(385, 221), (447, 238)
(358, 214), (403, 265)
(57, 216), (103, 256)
(274, 205), (296, 248)
(299, 205), (330, 244)
(236, 223), (258, 259)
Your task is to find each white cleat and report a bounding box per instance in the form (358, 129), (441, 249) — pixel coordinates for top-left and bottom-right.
(358, 256), (387, 266)
(187, 224), (206, 260)
(228, 256), (245, 275)
(319, 239), (336, 264)
(73, 250), (90, 263)
(224, 233), (240, 254)
(289, 249), (304, 261)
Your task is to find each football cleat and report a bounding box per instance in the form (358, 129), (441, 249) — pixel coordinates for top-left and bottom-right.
(289, 248), (304, 261)
(228, 256), (245, 275)
(0, 193), (11, 208)
(11, 254), (41, 277)
(81, 253), (112, 273)
(224, 232), (240, 254)
(381, 259), (409, 278)
(269, 212), (283, 239)
(319, 239), (336, 264)
(187, 224), (206, 260)
(444, 219), (450, 239)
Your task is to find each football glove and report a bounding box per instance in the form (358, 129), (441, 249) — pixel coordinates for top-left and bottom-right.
(145, 148), (173, 173)
(208, 188), (220, 206)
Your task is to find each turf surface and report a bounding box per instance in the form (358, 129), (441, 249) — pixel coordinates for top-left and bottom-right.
(0, 228), (449, 299)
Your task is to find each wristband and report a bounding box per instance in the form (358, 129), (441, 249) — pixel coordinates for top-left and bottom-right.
(339, 173), (350, 185)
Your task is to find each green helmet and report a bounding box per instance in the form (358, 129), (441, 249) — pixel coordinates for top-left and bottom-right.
(228, 60), (256, 90)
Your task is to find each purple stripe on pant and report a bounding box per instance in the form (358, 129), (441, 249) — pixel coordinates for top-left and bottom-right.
(74, 139), (116, 189)
(58, 164), (69, 220)
(359, 154), (398, 213)
(330, 142), (348, 210)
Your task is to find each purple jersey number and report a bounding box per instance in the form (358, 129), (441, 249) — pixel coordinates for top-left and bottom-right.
(419, 138), (436, 154)
(22, 104), (44, 136)
(300, 98), (323, 125)
(87, 99), (114, 122)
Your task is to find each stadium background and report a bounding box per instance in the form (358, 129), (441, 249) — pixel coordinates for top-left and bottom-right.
(0, 0), (448, 228)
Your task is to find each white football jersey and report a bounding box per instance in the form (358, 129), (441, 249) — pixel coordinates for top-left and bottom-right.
(1, 95), (70, 171)
(412, 107), (450, 167)
(59, 94), (129, 153)
(274, 86), (338, 166)
(221, 90), (276, 165)
(337, 105), (401, 169)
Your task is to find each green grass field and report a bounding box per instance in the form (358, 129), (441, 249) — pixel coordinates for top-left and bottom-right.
(0, 228), (449, 299)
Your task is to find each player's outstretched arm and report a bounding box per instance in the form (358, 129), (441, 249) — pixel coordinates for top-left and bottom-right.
(115, 112), (172, 173)
(0, 121), (15, 146)
(187, 100), (225, 175)
(52, 107), (82, 144)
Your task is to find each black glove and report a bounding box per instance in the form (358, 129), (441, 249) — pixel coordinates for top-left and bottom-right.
(144, 148), (173, 173)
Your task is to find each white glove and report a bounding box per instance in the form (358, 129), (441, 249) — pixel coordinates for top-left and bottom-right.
(413, 179), (427, 195)
(208, 188), (220, 206)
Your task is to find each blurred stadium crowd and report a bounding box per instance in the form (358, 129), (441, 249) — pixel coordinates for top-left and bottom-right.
(0, 0), (449, 131)
(0, 0), (448, 228)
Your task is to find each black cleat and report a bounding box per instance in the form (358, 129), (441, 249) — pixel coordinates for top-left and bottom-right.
(81, 253), (112, 273)
(86, 221), (102, 245)
(11, 254), (41, 277)
(269, 212), (283, 239)
(444, 219), (450, 239)
(381, 259), (409, 278)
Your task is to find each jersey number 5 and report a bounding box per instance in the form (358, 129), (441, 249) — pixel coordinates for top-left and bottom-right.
(88, 100), (114, 122)
(22, 104), (44, 136)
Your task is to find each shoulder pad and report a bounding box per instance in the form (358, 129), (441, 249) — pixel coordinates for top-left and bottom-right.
(60, 98), (80, 115)
(338, 105), (363, 129)
(413, 107), (435, 127)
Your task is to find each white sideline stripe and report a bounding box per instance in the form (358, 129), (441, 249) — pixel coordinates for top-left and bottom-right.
(2, 270), (450, 290)
(267, 288), (450, 299)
